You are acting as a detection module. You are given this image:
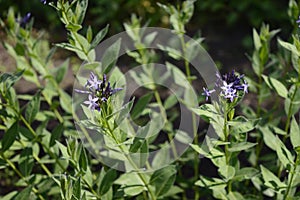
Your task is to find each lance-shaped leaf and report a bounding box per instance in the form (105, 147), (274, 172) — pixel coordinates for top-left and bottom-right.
(290, 116), (300, 148)
(260, 165), (287, 191)
(150, 165), (177, 198)
(262, 75), (288, 98)
(25, 91), (41, 124)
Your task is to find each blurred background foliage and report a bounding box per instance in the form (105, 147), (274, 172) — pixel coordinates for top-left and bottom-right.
(0, 0), (292, 68)
(0, 0), (290, 34)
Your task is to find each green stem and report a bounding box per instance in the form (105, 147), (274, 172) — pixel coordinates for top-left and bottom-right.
(283, 153), (299, 199)
(254, 74), (263, 167)
(20, 114), (101, 198)
(284, 86), (298, 137)
(179, 33), (199, 200)
(278, 86), (298, 177)
(223, 103), (233, 193)
(153, 90), (178, 159)
(104, 115), (156, 200)
(0, 153), (45, 200)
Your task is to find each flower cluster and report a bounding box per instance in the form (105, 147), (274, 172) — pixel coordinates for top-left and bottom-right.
(75, 72), (122, 111)
(203, 70), (248, 102)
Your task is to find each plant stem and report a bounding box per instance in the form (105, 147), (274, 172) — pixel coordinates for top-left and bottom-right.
(278, 86), (298, 177)
(223, 103), (233, 193)
(283, 153), (299, 199)
(179, 34), (200, 200)
(20, 114), (101, 198)
(104, 115), (156, 200)
(0, 153), (45, 200)
(254, 73), (263, 167)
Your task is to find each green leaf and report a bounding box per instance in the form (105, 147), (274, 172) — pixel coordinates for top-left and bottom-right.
(18, 147), (34, 177)
(174, 130), (193, 144)
(113, 99), (134, 125)
(53, 59), (69, 84)
(143, 32), (158, 46)
(45, 46), (57, 65)
(13, 186), (32, 200)
(278, 39), (300, 56)
(150, 165), (177, 197)
(42, 78), (58, 102)
(164, 94), (178, 110)
(72, 177), (81, 199)
(229, 118), (260, 134)
(228, 142), (257, 152)
(260, 126), (294, 167)
(157, 45), (182, 60)
(252, 52), (261, 76)
(227, 192), (245, 200)
(7, 8), (15, 29)
(131, 93), (153, 120)
(99, 168), (117, 195)
(260, 126), (277, 151)
(234, 167), (260, 181)
(102, 38), (121, 74)
(218, 165), (235, 181)
(253, 29), (261, 50)
(128, 139), (149, 169)
(86, 26), (93, 43)
(262, 75), (288, 98)
(0, 70), (24, 89)
(151, 144), (170, 168)
(59, 89), (72, 113)
(115, 172), (149, 187)
(76, 0), (88, 25)
(182, 0), (195, 23)
(50, 123), (64, 147)
(90, 25), (109, 50)
(19, 127), (35, 140)
(191, 104), (219, 119)
(260, 165), (287, 191)
(79, 147), (88, 172)
(25, 91), (41, 124)
(163, 185), (183, 197)
(195, 176), (226, 189)
(2, 121), (19, 152)
(123, 186), (146, 196)
(56, 141), (69, 158)
(1, 191), (18, 200)
(290, 116), (300, 148)
(65, 22), (82, 32)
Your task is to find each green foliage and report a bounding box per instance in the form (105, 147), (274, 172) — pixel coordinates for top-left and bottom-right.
(0, 0), (299, 200)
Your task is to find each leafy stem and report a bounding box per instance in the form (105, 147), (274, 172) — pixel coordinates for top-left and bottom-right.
(223, 102), (234, 193)
(0, 152), (45, 200)
(19, 114), (100, 198)
(283, 152), (300, 199)
(102, 110), (156, 200)
(179, 33), (199, 200)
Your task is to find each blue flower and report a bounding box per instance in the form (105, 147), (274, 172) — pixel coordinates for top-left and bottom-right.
(221, 81), (237, 102)
(241, 80), (248, 93)
(84, 94), (99, 110)
(203, 70), (248, 102)
(18, 13), (31, 28)
(202, 87), (215, 101)
(86, 72), (102, 90)
(76, 72), (122, 111)
(297, 16), (300, 27)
